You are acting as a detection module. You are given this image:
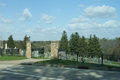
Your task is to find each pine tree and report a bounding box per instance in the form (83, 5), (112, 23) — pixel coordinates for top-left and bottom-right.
(78, 36), (88, 57)
(7, 35), (15, 48)
(59, 30), (68, 54)
(68, 32), (80, 62)
(92, 34), (103, 58)
(69, 33), (76, 55)
(19, 35), (30, 49)
(88, 34), (103, 58)
(88, 34), (94, 58)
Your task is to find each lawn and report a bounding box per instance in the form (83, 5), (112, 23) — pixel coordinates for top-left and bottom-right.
(35, 59), (120, 68)
(0, 55), (27, 61)
(32, 57), (50, 59)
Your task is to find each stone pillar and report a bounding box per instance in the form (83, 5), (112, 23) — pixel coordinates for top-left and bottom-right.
(26, 41), (33, 58)
(51, 41), (59, 59)
(19, 49), (21, 55)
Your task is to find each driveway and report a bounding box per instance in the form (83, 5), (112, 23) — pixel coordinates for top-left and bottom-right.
(0, 59), (120, 80)
(0, 58), (50, 70)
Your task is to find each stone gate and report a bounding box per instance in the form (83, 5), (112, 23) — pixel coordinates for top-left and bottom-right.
(26, 40), (60, 59)
(26, 41), (33, 58)
(51, 41), (59, 59)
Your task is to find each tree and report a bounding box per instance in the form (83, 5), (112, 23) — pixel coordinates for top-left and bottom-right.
(19, 35), (30, 49)
(68, 32), (80, 62)
(92, 34), (103, 57)
(78, 36), (88, 57)
(69, 33), (76, 55)
(59, 30), (68, 54)
(88, 34), (103, 58)
(88, 34), (94, 57)
(7, 35), (15, 48)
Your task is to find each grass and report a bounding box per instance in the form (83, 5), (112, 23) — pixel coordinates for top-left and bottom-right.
(35, 59), (120, 68)
(0, 55), (27, 61)
(32, 57), (50, 59)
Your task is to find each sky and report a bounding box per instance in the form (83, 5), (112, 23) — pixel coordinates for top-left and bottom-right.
(0, 0), (120, 41)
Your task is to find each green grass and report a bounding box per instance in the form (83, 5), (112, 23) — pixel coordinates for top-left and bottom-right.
(35, 59), (120, 68)
(0, 55), (27, 61)
(32, 57), (50, 59)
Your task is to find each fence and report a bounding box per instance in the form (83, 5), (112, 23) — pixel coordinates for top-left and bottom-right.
(0, 49), (3, 56)
(6, 49), (19, 55)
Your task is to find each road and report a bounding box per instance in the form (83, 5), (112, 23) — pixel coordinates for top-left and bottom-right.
(0, 59), (120, 80)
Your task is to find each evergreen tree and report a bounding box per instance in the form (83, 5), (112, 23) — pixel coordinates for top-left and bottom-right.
(68, 32), (80, 62)
(59, 30), (68, 54)
(78, 36), (88, 57)
(88, 34), (103, 58)
(69, 33), (76, 55)
(92, 34), (103, 57)
(74, 32), (80, 62)
(19, 35), (30, 49)
(7, 35), (15, 48)
(88, 34), (94, 58)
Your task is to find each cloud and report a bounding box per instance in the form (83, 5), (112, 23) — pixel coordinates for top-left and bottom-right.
(79, 4), (84, 7)
(37, 21), (40, 24)
(69, 15), (89, 23)
(57, 9), (61, 12)
(83, 5), (117, 18)
(41, 14), (56, 24)
(19, 17), (26, 21)
(67, 20), (120, 32)
(22, 8), (32, 18)
(24, 25), (62, 35)
(67, 15), (120, 33)
(46, 21), (53, 24)
(1, 19), (14, 24)
(1, 3), (6, 6)
(19, 8), (32, 21)
(101, 20), (120, 28)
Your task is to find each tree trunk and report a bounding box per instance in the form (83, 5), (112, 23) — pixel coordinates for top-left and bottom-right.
(77, 52), (78, 62)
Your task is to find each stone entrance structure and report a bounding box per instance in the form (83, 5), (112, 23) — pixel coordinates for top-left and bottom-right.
(26, 40), (60, 59)
(26, 41), (33, 58)
(51, 41), (59, 59)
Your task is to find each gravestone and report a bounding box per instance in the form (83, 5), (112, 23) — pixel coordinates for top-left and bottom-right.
(118, 59), (120, 64)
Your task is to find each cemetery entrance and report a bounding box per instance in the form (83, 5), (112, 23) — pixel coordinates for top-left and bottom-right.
(31, 47), (44, 58)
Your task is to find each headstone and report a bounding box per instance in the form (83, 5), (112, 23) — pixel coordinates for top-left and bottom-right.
(108, 60), (112, 64)
(14, 46), (16, 49)
(118, 59), (120, 64)
(100, 57), (101, 62)
(5, 43), (7, 49)
(21, 50), (24, 55)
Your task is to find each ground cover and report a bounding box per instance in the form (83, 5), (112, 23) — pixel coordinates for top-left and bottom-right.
(32, 57), (50, 59)
(0, 55), (27, 61)
(35, 59), (120, 68)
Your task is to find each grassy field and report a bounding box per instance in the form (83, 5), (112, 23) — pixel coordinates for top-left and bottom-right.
(0, 55), (27, 61)
(32, 57), (50, 59)
(35, 59), (120, 68)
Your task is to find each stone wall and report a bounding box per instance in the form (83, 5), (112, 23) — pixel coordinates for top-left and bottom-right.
(51, 41), (59, 59)
(26, 41), (33, 58)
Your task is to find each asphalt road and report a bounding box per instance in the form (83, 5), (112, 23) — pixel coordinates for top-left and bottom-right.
(0, 64), (120, 80)
(0, 59), (120, 80)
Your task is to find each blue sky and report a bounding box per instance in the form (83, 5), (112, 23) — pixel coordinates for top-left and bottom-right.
(0, 0), (120, 41)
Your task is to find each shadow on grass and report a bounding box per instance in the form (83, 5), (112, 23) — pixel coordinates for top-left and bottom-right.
(35, 59), (120, 68)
